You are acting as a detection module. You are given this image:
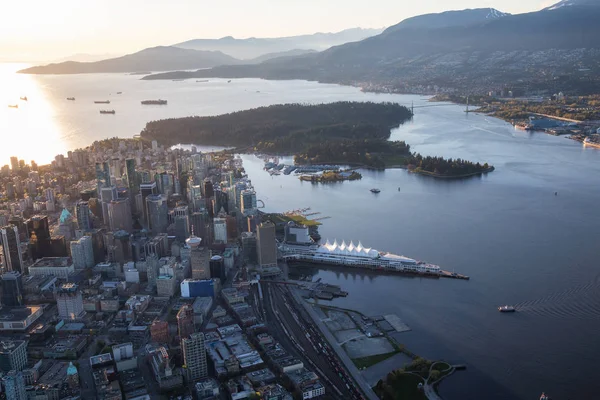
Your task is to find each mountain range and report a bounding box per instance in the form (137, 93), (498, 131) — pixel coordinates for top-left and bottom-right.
(18, 46), (240, 74)
(19, 0), (600, 95)
(143, 0), (600, 94)
(173, 28), (383, 59)
(17, 28), (381, 75)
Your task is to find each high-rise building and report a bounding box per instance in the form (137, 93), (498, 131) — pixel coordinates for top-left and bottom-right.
(0, 225), (23, 273)
(190, 211), (209, 244)
(157, 172), (174, 196)
(126, 159), (138, 196)
(100, 186), (118, 224)
(95, 161), (111, 193)
(174, 215), (190, 242)
(140, 182), (158, 224)
(2, 371), (27, 400)
(202, 179), (214, 199)
(182, 333), (207, 382)
(146, 255), (160, 288)
(26, 215), (53, 260)
(10, 157), (19, 172)
(241, 232), (258, 264)
(213, 218), (227, 244)
(1, 272), (24, 307)
(56, 283), (85, 320)
(257, 222), (277, 268)
(0, 340), (27, 372)
(209, 256), (226, 283)
(146, 195), (168, 234)
(190, 247), (210, 280)
(177, 304), (195, 340)
(75, 201), (92, 231)
(241, 190), (257, 216)
(70, 236), (94, 270)
(84, 229), (106, 264)
(108, 199), (132, 232)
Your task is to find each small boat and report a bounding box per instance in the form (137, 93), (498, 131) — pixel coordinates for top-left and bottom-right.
(116, 92), (122, 94)
(498, 305), (516, 313)
(196, 80), (209, 83)
(227, 80), (232, 83)
(94, 100), (110, 104)
(67, 97), (75, 101)
(20, 96), (27, 101)
(100, 110), (116, 114)
(398, 187), (401, 191)
(370, 188), (381, 193)
(8, 104), (18, 108)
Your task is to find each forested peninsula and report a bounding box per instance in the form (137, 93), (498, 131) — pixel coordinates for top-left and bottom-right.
(140, 102), (493, 176)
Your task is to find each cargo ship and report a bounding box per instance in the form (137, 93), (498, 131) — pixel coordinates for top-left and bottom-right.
(100, 110), (115, 114)
(94, 100), (110, 104)
(67, 97), (75, 101)
(141, 99), (167, 105)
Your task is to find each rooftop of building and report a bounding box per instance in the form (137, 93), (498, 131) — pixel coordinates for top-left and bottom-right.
(196, 377), (220, 391)
(0, 306), (42, 322)
(31, 257), (72, 268)
(59, 323), (85, 332)
(246, 368), (276, 384)
(217, 324), (242, 338)
(286, 367), (319, 386)
(90, 353), (113, 366)
(0, 340), (25, 353)
(58, 283), (78, 291)
(258, 384), (292, 399)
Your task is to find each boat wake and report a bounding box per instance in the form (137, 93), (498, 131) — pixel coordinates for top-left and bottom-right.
(514, 276), (600, 319)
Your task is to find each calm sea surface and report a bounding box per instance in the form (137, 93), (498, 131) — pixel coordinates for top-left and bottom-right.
(2, 63), (600, 399)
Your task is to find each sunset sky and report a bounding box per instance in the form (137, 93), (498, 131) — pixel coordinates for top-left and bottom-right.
(1, 0), (557, 62)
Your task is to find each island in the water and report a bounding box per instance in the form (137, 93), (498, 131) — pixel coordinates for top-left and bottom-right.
(141, 101), (493, 177)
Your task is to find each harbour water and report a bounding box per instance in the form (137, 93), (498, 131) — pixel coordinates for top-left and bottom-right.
(2, 63), (600, 399)
(240, 110), (600, 399)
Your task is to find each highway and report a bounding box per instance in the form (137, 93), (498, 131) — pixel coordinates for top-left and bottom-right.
(261, 281), (365, 400)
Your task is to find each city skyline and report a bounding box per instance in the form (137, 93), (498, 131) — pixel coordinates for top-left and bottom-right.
(2, 0), (554, 61)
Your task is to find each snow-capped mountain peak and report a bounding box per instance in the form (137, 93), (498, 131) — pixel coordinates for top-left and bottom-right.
(544, 0), (600, 11)
(486, 8), (509, 19)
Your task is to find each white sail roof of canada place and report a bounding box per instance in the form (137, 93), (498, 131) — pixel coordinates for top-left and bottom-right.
(318, 240), (380, 258)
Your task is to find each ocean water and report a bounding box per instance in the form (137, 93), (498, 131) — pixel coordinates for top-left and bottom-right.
(2, 63), (600, 399)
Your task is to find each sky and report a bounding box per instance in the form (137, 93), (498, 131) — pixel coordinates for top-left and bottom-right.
(1, 0), (558, 62)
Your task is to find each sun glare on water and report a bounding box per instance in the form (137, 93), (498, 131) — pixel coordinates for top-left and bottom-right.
(0, 63), (67, 166)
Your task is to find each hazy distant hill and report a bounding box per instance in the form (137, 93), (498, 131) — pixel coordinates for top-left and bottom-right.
(146, 5), (600, 94)
(51, 53), (119, 63)
(18, 46), (240, 74)
(173, 28), (383, 59)
(248, 49), (317, 64)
